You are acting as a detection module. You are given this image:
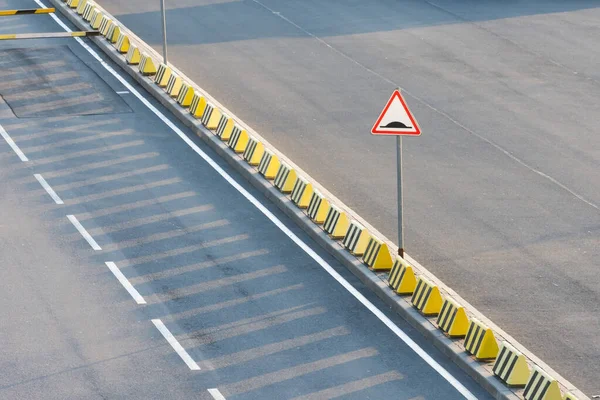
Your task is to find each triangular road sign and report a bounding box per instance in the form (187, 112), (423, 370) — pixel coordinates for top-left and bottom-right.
(371, 90), (421, 136)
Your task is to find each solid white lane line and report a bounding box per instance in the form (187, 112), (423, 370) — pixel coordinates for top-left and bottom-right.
(67, 214), (102, 250)
(0, 124), (28, 162)
(34, 174), (64, 204)
(151, 319), (200, 371)
(105, 262), (146, 305)
(208, 388), (226, 400)
(38, 3), (475, 397)
(116, 91), (129, 94)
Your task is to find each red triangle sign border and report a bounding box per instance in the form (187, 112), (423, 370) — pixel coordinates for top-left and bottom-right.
(371, 90), (421, 136)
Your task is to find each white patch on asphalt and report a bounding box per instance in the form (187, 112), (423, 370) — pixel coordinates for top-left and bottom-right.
(208, 388), (226, 400)
(37, 1), (477, 397)
(105, 262), (146, 305)
(0, 124), (28, 162)
(151, 319), (200, 371)
(116, 91), (129, 94)
(67, 214), (102, 250)
(34, 174), (64, 204)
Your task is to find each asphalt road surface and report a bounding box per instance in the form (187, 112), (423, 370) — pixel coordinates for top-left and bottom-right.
(0, 2), (492, 399)
(93, 0), (600, 395)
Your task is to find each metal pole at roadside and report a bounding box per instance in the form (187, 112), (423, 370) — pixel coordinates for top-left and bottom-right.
(160, 0), (168, 64)
(396, 135), (404, 258)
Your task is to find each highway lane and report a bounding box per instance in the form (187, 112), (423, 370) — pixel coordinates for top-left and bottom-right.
(0, 2), (492, 399)
(95, 0), (600, 395)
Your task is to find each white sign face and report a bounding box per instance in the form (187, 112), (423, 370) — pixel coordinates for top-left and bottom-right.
(371, 90), (421, 136)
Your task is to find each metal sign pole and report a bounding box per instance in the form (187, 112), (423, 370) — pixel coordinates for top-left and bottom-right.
(160, 0), (168, 64)
(397, 135), (405, 258)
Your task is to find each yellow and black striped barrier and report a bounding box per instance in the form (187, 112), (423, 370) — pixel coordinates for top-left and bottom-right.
(388, 257), (417, 295)
(464, 318), (499, 360)
(0, 31), (100, 40)
(323, 205), (350, 239)
(0, 8), (55, 16)
(492, 341), (530, 387)
(437, 297), (469, 337)
(523, 365), (562, 400)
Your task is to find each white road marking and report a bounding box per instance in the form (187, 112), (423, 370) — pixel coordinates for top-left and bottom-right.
(116, 91), (129, 94)
(34, 174), (64, 204)
(0, 123), (28, 162)
(105, 262), (146, 304)
(67, 214), (102, 250)
(208, 388), (226, 400)
(151, 319), (200, 370)
(38, 2), (476, 397)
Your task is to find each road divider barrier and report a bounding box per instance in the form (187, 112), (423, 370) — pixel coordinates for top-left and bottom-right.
(154, 63), (171, 87)
(98, 15), (112, 36)
(291, 177), (313, 209)
(138, 53), (156, 75)
(215, 114), (234, 141)
(464, 318), (499, 360)
(307, 190), (330, 224)
(493, 341), (530, 387)
(82, 3), (94, 21)
(76, 0), (88, 14)
(227, 125), (249, 153)
(125, 44), (140, 65)
(90, 10), (103, 28)
(166, 73), (182, 98)
(388, 257), (417, 295)
(115, 32), (130, 53)
(411, 276), (443, 316)
(273, 162), (297, 193)
(106, 24), (119, 43)
(67, 0), (81, 8)
(189, 94), (205, 118)
(362, 236), (393, 271)
(323, 205), (350, 239)
(437, 297), (469, 337)
(177, 82), (194, 107)
(243, 135), (264, 165)
(523, 366), (562, 400)
(257, 150), (280, 179)
(342, 220), (370, 255)
(199, 100), (221, 129)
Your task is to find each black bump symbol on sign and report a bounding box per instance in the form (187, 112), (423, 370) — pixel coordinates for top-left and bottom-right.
(381, 121), (412, 129)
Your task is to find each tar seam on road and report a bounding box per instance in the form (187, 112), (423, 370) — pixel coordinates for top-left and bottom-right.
(0, 123), (29, 162)
(105, 262), (146, 304)
(208, 388), (226, 400)
(36, 2), (478, 397)
(67, 214), (102, 250)
(151, 319), (201, 371)
(34, 174), (64, 204)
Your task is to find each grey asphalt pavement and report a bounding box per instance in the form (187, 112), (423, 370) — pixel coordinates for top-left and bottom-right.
(0, 2), (492, 399)
(94, 0), (600, 395)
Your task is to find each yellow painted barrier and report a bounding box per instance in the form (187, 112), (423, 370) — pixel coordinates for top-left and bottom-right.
(523, 366), (562, 400)
(125, 45), (141, 65)
(82, 3), (95, 21)
(67, 0), (80, 8)
(166, 73), (182, 98)
(257, 150), (280, 179)
(98, 15), (112, 36)
(90, 10), (103, 29)
(189, 94), (205, 118)
(437, 297), (469, 337)
(115, 33), (130, 53)
(138, 53), (157, 75)
(243, 135), (264, 165)
(273, 162), (297, 193)
(362, 237), (393, 271)
(215, 113), (234, 141)
(307, 190), (330, 224)
(464, 318), (499, 359)
(388, 257), (417, 295)
(291, 177), (313, 209)
(176, 82), (194, 107)
(493, 341), (530, 387)
(154, 63), (171, 87)
(106, 24), (120, 43)
(323, 205), (350, 239)
(342, 220), (370, 256)
(411, 276), (443, 316)
(200, 100), (221, 129)
(76, 0), (88, 15)
(227, 125), (249, 153)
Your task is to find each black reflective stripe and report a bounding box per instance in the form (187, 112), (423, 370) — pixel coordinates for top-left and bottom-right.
(523, 370), (539, 397)
(493, 346), (508, 374)
(537, 381), (551, 400)
(447, 308), (458, 331)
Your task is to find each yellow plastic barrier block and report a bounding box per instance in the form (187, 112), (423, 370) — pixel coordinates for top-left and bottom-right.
(115, 33), (130, 53)
(291, 177), (313, 209)
(307, 190), (330, 224)
(200, 100), (221, 129)
(176, 82), (194, 107)
(388, 257), (417, 295)
(523, 366), (562, 400)
(243, 135), (264, 165)
(342, 220), (370, 256)
(437, 297), (469, 337)
(273, 162), (297, 193)
(82, 3), (95, 21)
(411, 276), (443, 316)
(76, 0), (88, 15)
(67, 0), (81, 8)
(227, 125), (249, 153)
(154, 63), (171, 87)
(215, 113), (234, 141)
(125, 45), (141, 65)
(189, 94), (206, 118)
(493, 341), (530, 387)
(323, 205), (350, 239)
(90, 11), (103, 29)
(107, 24), (120, 43)
(464, 318), (499, 360)
(257, 150), (280, 180)
(138, 53), (157, 75)
(98, 16), (112, 36)
(362, 237), (393, 271)
(166, 73), (182, 98)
